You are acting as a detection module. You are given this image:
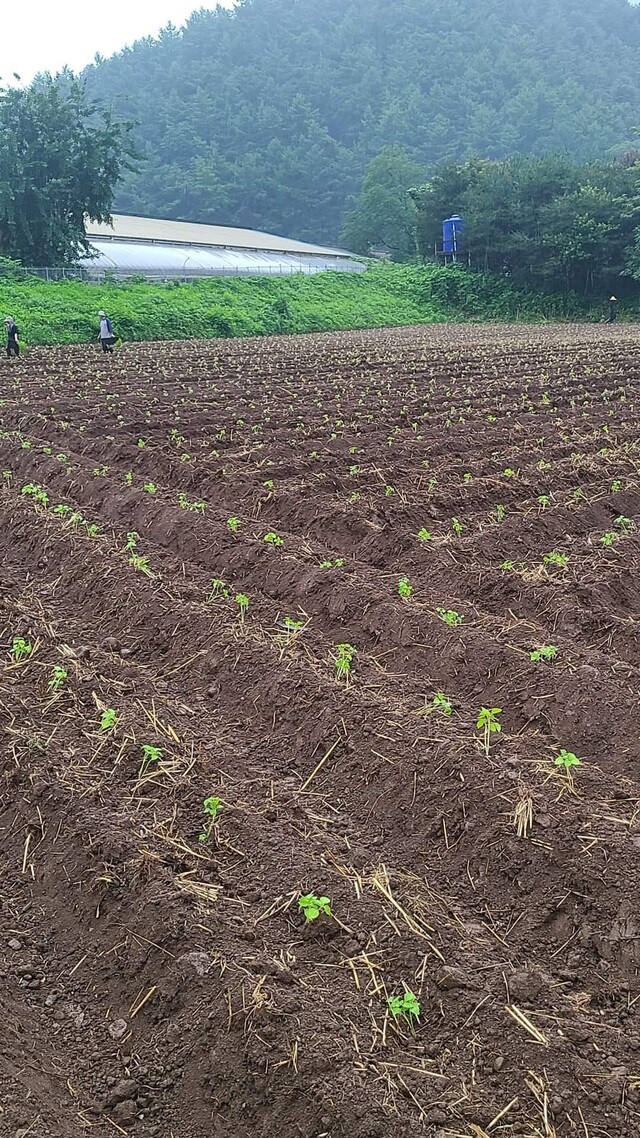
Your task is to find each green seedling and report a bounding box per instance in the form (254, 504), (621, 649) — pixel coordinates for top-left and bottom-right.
(600, 531), (617, 547)
(208, 577), (230, 601)
(543, 551), (568, 569)
(48, 665), (68, 692)
(416, 528), (432, 542)
(477, 707), (502, 757)
(319, 557), (345, 569)
(11, 636), (33, 663)
(129, 553), (153, 577)
(100, 708), (117, 732)
(263, 479), (275, 490)
(263, 531), (284, 547)
(85, 523), (100, 538)
(463, 472), (472, 484)
(385, 484), (395, 496)
(334, 642), (356, 682)
(137, 438), (147, 448)
(530, 645), (558, 663)
(495, 503), (506, 522)
(199, 795), (223, 842)
(397, 577), (413, 598)
(611, 480), (622, 493)
(504, 468), (516, 478)
(21, 483), (49, 506)
(2, 469), (12, 487)
(282, 617), (304, 643)
(140, 743), (163, 777)
(298, 893), (332, 922)
(143, 482), (157, 494)
(537, 495), (550, 508)
(554, 749), (581, 783)
(615, 515), (634, 533)
(125, 531), (138, 551)
(235, 592), (249, 622)
(124, 472), (133, 486)
(387, 990), (421, 1024)
(431, 691), (453, 716)
(437, 608), (463, 627)
(501, 559), (515, 571)
(227, 516), (241, 533)
(451, 517), (463, 537)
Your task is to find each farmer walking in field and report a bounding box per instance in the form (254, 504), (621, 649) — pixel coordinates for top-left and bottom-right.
(98, 310), (116, 353)
(605, 296), (618, 324)
(5, 316), (20, 358)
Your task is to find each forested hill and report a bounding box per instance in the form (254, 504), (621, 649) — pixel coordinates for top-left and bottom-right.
(84, 0), (640, 244)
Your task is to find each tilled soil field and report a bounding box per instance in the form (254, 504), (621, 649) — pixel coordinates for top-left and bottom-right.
(1, 323), (640, 1138)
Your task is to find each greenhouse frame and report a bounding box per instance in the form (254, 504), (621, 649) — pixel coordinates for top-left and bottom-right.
(71, 214), (364, 280)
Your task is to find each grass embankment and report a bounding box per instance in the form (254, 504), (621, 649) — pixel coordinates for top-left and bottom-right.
(0, 263), (593, 346)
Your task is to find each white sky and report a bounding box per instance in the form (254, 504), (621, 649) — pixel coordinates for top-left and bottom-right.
(0, 1), (236, 85)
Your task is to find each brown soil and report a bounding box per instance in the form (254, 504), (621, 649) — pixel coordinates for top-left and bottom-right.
(1, 322), (640, 1138)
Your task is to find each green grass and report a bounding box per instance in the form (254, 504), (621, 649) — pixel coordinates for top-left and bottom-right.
(0, 263), (595, 346)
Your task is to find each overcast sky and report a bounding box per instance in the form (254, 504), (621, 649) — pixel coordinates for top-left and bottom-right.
(0, 1), (235, 85)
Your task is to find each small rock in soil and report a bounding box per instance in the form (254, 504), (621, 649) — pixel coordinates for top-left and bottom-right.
(113, 1100), (138, 1124)
(436, 965), (471, 990)
(106, 1079), (139, 1107)
(8, 939), (22, 951)
(177, 951), (213, 976)
(108, 1018), (129, 1040)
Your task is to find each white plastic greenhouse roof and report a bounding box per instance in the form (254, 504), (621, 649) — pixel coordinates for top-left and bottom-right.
(82, 214), (363, 278)
(86, 214), (351, 257)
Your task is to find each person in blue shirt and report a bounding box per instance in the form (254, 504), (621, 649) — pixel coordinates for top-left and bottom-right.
(98, 310), (115, 353)
(5, 317), (20, 357)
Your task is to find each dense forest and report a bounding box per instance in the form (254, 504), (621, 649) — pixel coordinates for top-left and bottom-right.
(84, 0), (640, 244)
(411, 154), (640, 297)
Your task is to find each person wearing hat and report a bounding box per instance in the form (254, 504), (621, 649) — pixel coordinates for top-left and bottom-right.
(98, 310), (115, 353)
(5, 316), (20, 358)
(606, 296), (618, 324)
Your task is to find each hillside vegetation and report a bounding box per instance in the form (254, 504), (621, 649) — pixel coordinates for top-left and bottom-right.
(84, 0), (640, 244)
(0, 265), (589, 346)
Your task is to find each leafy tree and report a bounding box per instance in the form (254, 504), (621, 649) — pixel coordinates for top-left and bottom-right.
(341, 146), (424, 259)
(412, 153), (640, 297)
(0, 75), (135, 266)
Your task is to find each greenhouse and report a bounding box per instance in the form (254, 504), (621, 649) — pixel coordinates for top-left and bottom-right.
(77, 214), (364, 280)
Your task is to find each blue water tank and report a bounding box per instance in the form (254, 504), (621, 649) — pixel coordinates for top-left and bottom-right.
(442, 215), (464, 254)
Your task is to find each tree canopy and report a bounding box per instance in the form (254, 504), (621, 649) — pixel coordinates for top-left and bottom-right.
(0, 75), (134, 266)
(340, 147), (424, 260)
(83, 0), (640, 244)
(411, 154), (640, 296)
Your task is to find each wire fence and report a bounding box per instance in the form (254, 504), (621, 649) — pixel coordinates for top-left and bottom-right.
(0, 261), (364, 283)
